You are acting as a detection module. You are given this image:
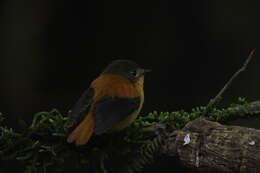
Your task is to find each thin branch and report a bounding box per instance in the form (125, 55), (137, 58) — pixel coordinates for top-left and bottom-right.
(202, 49), (256, 116)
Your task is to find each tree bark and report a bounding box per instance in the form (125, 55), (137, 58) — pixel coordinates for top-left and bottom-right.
(161, 118), (260, 173)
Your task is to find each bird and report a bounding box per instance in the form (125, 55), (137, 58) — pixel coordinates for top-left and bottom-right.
(66, 59), (150, 145)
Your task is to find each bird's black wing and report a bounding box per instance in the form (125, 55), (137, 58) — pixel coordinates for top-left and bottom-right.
(93, 96), (140, 135)
(66, 88), (94, 128)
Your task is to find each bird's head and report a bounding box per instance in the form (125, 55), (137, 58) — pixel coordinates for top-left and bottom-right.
(102, 59), (150, 83)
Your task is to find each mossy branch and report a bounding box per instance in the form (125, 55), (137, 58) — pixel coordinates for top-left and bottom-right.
(0, 97), (260, 173)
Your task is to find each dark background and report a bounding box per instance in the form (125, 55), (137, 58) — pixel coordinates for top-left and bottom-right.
(1, 0), (260, 172)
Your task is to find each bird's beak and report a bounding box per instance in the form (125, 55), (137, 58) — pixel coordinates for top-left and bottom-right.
(144, 69), (151, 73)
(139, 68), (151, 76)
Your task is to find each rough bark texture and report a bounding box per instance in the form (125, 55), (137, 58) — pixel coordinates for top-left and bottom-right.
(161, 118), (260, 173)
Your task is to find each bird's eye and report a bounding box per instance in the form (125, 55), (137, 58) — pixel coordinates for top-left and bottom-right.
(130, 70), (138, 77)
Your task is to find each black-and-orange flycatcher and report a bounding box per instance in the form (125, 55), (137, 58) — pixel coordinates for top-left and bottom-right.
(67, 59), (150, 145)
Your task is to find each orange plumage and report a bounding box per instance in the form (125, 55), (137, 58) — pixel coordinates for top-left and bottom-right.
(67, 112), (94, 145)
(91, 74), (141, 100)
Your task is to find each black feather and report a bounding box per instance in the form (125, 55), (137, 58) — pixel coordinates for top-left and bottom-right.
(66, 88), (94, 128)
(93, 97), (140, 135)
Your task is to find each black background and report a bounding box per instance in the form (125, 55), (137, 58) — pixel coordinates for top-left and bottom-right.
(1, 0), (260, 172)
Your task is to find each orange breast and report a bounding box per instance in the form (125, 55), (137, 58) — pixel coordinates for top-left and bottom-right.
(90, 74), (141, 102)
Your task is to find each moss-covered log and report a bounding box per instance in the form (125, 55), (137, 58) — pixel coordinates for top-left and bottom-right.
(161, 118), (260, 173)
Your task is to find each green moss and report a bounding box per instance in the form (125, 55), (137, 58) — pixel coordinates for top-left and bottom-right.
(0, 98), (259, 173)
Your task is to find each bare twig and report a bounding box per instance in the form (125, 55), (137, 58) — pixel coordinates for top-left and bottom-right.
(202, 49), (256, 117)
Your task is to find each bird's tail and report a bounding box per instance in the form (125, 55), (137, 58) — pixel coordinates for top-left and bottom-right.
(67, 112), (94, 145)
